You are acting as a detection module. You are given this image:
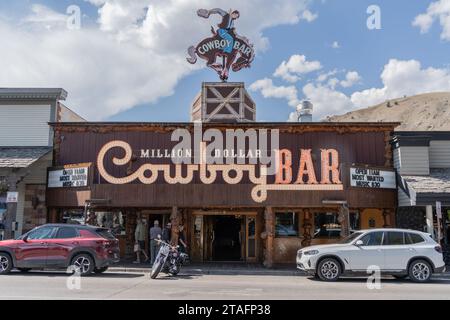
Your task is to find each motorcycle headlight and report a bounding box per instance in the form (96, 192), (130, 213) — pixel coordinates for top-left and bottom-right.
(304, 250), (319, 256)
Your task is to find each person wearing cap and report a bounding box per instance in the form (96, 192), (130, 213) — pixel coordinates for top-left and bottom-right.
(149, 220), (162, 265)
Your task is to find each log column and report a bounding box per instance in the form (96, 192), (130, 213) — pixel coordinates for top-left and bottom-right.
(301, 209), (312, 247)
(170, 206), (182, 246)
(383, 208), (393, 228)
(263, 207), (275, 268)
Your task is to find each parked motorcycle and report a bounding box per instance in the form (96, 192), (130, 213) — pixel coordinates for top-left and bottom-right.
(150, 240), (189, 279)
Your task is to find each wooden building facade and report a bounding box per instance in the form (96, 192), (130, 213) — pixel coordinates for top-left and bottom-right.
(46, 121), (398, 266)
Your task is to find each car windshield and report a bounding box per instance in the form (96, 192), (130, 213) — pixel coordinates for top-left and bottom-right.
(339, 232), (363, 244)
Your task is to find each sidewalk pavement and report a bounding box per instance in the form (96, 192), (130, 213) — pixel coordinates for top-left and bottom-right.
(108, 261), (450, 277)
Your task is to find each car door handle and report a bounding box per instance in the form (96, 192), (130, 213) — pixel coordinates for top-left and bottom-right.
(72, 241), (79, 245)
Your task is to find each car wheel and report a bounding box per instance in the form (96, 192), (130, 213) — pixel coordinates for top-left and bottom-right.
(409, 259), (432, 283)
(0, 253), (13, 275)
(71, 254), (95, 276)
(317, 258), (341, 282)
(94, 266), (109, 274)
(17, 268), (32, 273)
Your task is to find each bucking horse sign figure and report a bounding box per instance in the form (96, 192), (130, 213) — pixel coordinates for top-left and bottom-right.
(186, 8), (255, 82)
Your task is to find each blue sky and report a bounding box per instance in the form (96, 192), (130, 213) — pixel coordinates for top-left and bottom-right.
(0, 0), (449, 122)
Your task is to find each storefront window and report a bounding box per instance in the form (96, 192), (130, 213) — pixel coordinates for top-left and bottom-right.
(63, 210), (85, 224)
(63, 209), (126, 236)
(86, 211), (126, 236)
(275, 212), (299, 237)
(313, 211), (360, 239)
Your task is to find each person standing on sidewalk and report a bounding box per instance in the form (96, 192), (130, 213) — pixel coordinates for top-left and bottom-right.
(178, 225), (188, 253)
(133, 218), (149, 264)
(162, 222), (172, 243)
(149, 220), (162, 265)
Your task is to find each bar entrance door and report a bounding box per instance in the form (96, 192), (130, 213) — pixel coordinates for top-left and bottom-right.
(191, 211), (258, 263)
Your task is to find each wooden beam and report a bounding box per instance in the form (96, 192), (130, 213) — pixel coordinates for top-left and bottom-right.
(263, 206), (274, 268)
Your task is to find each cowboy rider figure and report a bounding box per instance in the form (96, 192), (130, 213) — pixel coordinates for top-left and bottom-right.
(197, 8), (240, 54)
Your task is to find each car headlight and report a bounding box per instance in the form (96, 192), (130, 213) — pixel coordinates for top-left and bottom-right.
(303, 250), (319, 255)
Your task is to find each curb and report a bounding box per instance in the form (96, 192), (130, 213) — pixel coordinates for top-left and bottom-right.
(108, 267), (301, 276)
(108, 267), (450, 278)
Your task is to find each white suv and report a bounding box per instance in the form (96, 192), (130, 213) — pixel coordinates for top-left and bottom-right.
(297, 228), (446, 282)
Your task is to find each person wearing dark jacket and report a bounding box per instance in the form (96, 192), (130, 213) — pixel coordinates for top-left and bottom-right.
(162, 222), (172, 243)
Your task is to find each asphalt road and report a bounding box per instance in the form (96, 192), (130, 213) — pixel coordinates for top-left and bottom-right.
(0, 270), (449, 300)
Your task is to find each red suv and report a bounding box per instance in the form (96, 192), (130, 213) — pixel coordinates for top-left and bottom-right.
(0, 224), (120, 276)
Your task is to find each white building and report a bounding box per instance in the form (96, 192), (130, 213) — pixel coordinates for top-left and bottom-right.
(392, 131), (450, 264)
(0, 88), (84, 239)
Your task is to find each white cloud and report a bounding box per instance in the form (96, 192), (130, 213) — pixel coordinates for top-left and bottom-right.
(22, 4), (68, 30)
(331, 41), (340, 49)
(316, 69), (337, 82)
(254, 57), (450, 121)
(351, 59), (450, 107)
(0, 1), (315, 120)
(249, 78), (300, 107)
(300, 10), (318, 22)
(340, 71), (361, 88)
(273, 54), (322, 83)
(302, 83), (355, 120)
(413, 0), (450, 41)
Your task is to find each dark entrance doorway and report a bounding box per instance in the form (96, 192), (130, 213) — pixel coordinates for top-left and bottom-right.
(206, 215), (242, 261)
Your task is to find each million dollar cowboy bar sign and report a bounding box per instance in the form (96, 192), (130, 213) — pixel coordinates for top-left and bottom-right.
(96, 124), (343, 203)
(47, 122), (397, 208)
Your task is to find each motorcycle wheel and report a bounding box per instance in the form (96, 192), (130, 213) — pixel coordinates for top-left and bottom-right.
(170, 264), (180, 276)
(150, 260), (163, 279)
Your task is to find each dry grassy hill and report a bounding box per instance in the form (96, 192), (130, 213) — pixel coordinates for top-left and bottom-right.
(325, 92), (450, 131)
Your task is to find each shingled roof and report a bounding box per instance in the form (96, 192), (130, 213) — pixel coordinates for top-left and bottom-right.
(402, 169), (450, 194)
(0, 147), (52, 168)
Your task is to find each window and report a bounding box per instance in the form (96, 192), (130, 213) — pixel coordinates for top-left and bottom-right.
(86, 211), (126, 236)
(406, 232), (425, 244)
(63, 210), (85, 225)
(313, 212), (360, 239)
(384, 231), (405, 245)
(27, 226), (57, 240)
(55, 227), (79, 239)
(63, 209), (126, 236)
(359, 231), (384, 246)
(275, 212), (299, 237)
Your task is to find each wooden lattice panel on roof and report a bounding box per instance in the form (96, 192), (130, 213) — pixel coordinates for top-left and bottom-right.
(191, 82), (256, 123)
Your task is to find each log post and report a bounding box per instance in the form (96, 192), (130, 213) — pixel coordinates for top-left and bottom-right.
(263, 207), (274, 268)
(383, 208), (392, 228)
(170, 206), (181, 246)
(301, 209), (312, 247)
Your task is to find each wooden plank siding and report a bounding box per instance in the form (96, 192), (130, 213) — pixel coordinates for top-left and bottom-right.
(47, 123), (397, 209)
(429, 140), (450, 168)
(394, 146), (430, 175)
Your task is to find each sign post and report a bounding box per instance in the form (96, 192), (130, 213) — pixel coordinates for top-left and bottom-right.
(436, 201), (443, 243)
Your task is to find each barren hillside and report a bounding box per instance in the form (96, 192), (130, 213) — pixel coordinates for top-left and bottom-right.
(325, 92), (450, 131)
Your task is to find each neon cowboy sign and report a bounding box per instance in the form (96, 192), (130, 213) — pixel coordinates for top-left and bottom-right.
(186, 8), (255, 82)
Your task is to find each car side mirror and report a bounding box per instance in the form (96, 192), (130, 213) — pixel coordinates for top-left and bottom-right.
(354, 240), (363, 246)
(23, 235), (29, 242)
